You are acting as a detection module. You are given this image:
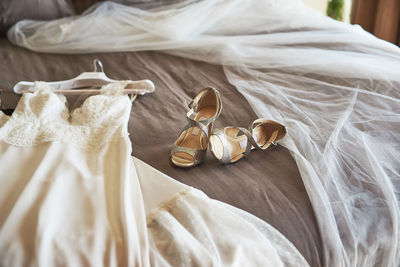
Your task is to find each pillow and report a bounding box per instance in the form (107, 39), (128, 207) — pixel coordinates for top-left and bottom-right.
(0, 0), (75, 35)
(70, 0), (183, 14)
(69, 0), (102, 14)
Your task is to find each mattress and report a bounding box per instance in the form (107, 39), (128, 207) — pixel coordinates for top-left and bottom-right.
(0, 38), (322, 266)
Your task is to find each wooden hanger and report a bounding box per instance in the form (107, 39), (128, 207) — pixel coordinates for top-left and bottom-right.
(13, 59), (155, 96)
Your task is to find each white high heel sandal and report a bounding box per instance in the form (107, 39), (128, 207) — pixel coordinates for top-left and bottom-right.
(170, 87), (222, 168)
(209, 119), (287, 164)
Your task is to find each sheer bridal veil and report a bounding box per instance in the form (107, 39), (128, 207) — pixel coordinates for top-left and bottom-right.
(8, 0), (400, 266)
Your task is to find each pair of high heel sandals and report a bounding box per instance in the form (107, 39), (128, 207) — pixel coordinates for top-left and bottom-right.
(171, 87), (287, 168)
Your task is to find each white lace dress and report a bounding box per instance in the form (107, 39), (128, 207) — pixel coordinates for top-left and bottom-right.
(0, 82), (308, 267)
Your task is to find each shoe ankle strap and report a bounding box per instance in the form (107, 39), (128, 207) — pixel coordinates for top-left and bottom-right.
(187, 86), (222, 121)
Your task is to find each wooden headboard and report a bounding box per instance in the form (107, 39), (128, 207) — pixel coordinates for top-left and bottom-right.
(352, 0), (400, 46)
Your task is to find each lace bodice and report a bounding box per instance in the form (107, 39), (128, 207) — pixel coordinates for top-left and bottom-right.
(0, 82), (132, 152)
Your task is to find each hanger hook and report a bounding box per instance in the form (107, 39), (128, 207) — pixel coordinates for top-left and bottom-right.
(93, 59), (104, 72)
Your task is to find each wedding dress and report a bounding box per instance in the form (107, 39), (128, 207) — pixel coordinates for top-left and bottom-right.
(0, 82), (308, 266)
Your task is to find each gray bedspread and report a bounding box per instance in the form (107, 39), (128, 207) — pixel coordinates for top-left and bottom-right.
(0, 38), (322, 266)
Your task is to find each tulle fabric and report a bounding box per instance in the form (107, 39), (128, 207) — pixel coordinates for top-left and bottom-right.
(7, 0), (400, 266)
(135, 157), (308, 267)
(146, 188), (308, 267)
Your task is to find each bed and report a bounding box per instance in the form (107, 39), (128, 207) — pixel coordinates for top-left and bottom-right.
(0, 35), (322, 267)
(1, 0), (399, 266)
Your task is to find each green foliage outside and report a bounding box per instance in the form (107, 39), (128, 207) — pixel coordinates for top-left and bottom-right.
(327, 0), (344, 21)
